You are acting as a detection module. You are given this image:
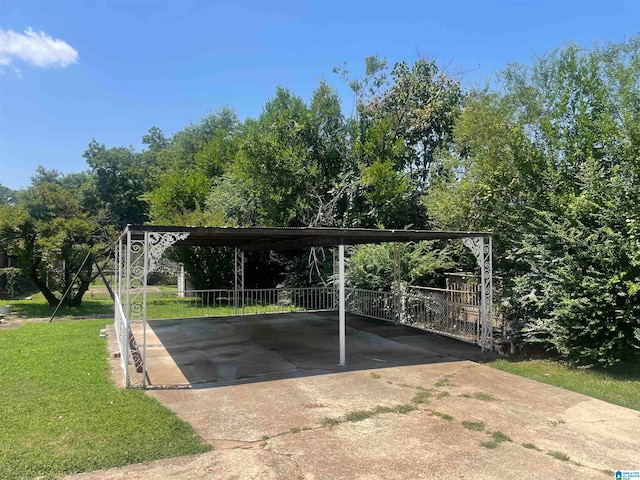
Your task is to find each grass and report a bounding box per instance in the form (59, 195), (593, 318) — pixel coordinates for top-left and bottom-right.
(430, 410), (454, 421)
(434, 376), (453, 387)
(7, 294), (113, 318)
(411, 389), (432, 405)
(459, 392), (498, 401)
(547, 450), (571, 462)
(461, 420), (485, 432)
(5, 291), (305, 322)
(490, 431), (511, 443)
(488, 358), (640, 411)
(522, 443), (540, 450)
(480, 440), (499, 449)
(0, 320), (210, 480)
(370, 372), (382, 379)
(321, 404), (418, 427)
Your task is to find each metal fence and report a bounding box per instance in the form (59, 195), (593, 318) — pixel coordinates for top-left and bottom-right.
(145, 286), (336, 320)
(142, 285), (484, 345)
(345, 288), (398, 323)
(343, 286), (484, 344)
(404, 286), (481, 344)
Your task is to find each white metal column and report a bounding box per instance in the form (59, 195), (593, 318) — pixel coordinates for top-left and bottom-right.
(339, 244), (346, 366)
(234, 247), (244, 315)
(462, 236), (493, 352)
(142, 232), (150, 389)
(393, 243), (402, 323)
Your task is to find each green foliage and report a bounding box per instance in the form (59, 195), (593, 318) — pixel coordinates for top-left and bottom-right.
(83, 141), (149, 228)
(0, 320), (209, 479)
(0, 183), (15, 205)
(461, 420), (485, 431)
(0, 176), (113, 307)
(347, 241), (455, 290)
(429, 37), (640, 366)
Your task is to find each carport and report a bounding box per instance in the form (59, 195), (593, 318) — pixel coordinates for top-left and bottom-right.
(113, 226), (492, 388)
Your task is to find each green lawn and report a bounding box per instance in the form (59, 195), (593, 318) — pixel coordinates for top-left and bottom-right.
(488, 358), (640, 411)
(6, 294), (113, 319)
(5, 290), (301, 321)
(0, 320), (210, 480)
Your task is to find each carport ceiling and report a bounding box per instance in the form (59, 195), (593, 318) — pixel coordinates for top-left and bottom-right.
(121, 225), (491, 252)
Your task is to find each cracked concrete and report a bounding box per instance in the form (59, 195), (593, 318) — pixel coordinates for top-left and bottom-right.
(65, 313), (639, 479)
(66, 361), (640, 479)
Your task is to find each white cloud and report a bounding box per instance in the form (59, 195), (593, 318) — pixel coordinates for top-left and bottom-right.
(0, 27), (78, 69)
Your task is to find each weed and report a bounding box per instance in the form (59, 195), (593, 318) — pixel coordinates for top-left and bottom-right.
(261, 435), (270, 441)
(431, 410), (454, 421)
(320, 403), (417, 427)
(370, 372), (382, 379)
(320, 417), (340, 427)
(411, 390), (432, 405)
(549, 419), (566, 427)
(547, 450), (571, 462)
(436, 391), (450, 399)
(461, 420), (486, 431)
(521, 443), (540, 450)
(480, 440), (499, 449)
(491, 431), (511, 442)
(392, 404), (417, 414)
(344, 410), (375, 422)
(290, 427), (301, 434)
(459, 392), (497, 401)
(434, 376), (452, 387)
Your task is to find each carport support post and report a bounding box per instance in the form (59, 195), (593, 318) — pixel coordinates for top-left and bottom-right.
(339, 244), (346, 366)
(393, 243), (402, 323)
(234, 248), (244, 316)
(462, 236), (493, 352)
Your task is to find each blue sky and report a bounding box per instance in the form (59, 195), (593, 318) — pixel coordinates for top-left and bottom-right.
(1, 0), (638, 190)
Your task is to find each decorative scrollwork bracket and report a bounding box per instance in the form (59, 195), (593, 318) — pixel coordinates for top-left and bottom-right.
(147, 232), (190, 274)
(462, 236), (493, 352)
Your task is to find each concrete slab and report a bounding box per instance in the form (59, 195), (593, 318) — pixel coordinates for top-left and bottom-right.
(67, 360), (640, 480)
(66, 313), (640, 479)
(138, 312), (487, 387)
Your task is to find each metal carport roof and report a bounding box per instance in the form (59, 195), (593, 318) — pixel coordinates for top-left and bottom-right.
(119, 225), (491, 251)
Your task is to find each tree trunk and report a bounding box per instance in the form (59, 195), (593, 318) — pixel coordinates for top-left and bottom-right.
(68, 279), (92, 307)
(31, 274), (60, 307)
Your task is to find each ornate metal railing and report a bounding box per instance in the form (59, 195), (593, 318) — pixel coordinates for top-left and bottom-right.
(145, 286), (336, 320)
(113, 293), (129, 385)
(344, 288), (398, 323)
(404, 286), (481, 344)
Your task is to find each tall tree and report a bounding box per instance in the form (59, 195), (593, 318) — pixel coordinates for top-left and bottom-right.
(0, 184), (15, 205)
(427, 37), (640, 365)
(83, 140), (149, 228)
(0, 177), (113, 306)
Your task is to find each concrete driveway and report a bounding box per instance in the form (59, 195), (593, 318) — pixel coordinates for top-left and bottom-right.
(67, 313), (640, 479)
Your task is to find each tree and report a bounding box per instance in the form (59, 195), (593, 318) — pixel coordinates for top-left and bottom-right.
(0, 178), (113, 307)
(335, 57), (464, 229)
(0, 184), (15, 205)
(426, 37), (640, 365)
(145, 109), (240, 225)
(83, 140), (149, 228)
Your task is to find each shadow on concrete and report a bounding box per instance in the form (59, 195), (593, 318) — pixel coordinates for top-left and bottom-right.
(142, 311), (493, 389)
